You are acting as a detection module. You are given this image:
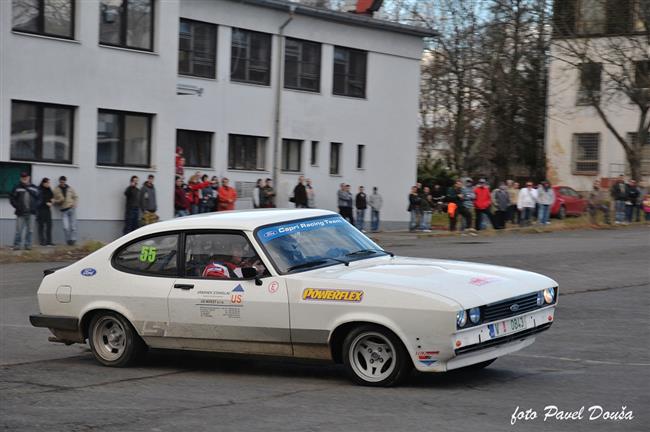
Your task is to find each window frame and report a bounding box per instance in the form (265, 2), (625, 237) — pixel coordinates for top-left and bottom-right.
(230, 28), (272, 86)
(356, 144), (365, 169)
(330, 142), (342, 175)
(10, 99), (75, 165)
(111, 231), (182, 278)
(179, 229), (269, 280)
(576, 62), (602, 105)
(281, 138), (303, 172)
(178, 18), (217, 79)
(333, 46), (367, 98)
(176, 129), (213, 169)
(227, 134), (267, 171)
(97, 108), (153, 168)
(12, 0), (76, 40)
(572, 133), (600, 175)
(99, 0), (155, 52)
(310, 140), (319, 166)
(284, 37), (321, 93)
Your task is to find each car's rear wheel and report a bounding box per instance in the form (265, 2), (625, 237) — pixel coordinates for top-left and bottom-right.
(342, 325), (412, 387)
(557, 205), (566, 220)
(88, 312), (146, 367)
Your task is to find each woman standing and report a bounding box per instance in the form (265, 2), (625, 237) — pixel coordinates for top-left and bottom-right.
(37, 178), (54, 246)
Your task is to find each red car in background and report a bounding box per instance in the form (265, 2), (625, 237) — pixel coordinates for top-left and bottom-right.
(550, 186), (588, 219)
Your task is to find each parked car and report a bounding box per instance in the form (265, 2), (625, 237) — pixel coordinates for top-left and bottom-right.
(551, 186), (588, 219)
(30, 209), (558, 386)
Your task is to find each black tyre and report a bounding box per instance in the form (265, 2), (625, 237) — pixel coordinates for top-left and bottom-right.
(342, 325), (412, 387)
(88, 311), (146, 367)
(558, 205), (566, 220)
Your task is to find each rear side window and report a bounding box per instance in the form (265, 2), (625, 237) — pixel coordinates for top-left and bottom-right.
(114, 234), (179, 276)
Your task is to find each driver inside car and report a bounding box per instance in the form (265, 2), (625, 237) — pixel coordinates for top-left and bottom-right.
(202, 242), (250, 279)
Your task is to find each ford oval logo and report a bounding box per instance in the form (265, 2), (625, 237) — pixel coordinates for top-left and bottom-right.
(264, 230), (278, 238)
(510, 303), (520, 312)
(81, 268), (97, 277)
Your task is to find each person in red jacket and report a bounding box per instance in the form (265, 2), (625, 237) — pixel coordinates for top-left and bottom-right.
(217, 177), (237, 211)
(174, 176), (190, 217)
(186, 174), (211, 214)
(473, 178), (494, 231)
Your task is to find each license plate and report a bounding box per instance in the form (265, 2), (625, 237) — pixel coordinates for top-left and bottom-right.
(488, 316), (528, 339)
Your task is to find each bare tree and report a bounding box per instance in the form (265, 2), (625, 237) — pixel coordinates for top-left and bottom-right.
(551, 0), (650, 180)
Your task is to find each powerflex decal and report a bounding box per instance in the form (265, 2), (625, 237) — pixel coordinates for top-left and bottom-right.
(302, 288), (364, 302)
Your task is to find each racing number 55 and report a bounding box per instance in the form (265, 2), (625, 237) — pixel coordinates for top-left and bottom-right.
(139, 246), (157, 263)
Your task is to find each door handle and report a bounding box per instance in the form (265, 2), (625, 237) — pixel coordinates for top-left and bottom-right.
(174, 283), (194, 290)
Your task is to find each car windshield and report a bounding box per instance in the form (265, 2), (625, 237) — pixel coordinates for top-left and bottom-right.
(256, 215), (387, 274)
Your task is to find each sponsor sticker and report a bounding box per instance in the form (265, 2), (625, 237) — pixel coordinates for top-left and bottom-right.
(268, 281), (279, 294)
(257, 216), (346, 243)
(81, 268), (96, 277)
(469, 276), (501, 286)
(302, 288), (364, 302)
(416, 350), (440, 366)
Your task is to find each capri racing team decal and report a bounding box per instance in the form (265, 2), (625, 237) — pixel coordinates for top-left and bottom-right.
(196, 284), (245, 319)
(416, 350), (440, 366)
(258, 216), (346, 243)
(302, 288), (364, 302)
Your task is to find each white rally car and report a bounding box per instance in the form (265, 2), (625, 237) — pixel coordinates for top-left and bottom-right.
(30, 209), (557, 386)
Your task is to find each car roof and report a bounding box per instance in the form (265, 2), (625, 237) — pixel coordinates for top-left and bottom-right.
(133, 208), (337, 235)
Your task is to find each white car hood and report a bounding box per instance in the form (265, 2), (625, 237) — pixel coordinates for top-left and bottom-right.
(306, 256), (557, 308)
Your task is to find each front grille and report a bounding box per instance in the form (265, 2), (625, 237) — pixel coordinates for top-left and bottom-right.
(481, 292), (540, 323)
(455, 322), (553, 355)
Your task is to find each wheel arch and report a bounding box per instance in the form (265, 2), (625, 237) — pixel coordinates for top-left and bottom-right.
(79, 303), (138, 338)
(328, 319), (410, 364)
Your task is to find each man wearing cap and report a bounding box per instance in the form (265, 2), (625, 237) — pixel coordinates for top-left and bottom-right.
(53, 176), (79, 246)
(9, 172), (40, 250)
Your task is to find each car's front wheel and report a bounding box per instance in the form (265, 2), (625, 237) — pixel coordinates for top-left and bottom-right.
(342, 325), (412, 387)
(88, 311), (146, 367)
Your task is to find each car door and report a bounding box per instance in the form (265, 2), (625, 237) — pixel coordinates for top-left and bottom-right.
(166, 231), (291, 356)
(564, 187), (580, 214)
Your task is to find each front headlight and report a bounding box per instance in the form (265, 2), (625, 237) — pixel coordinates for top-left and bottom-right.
(543, 287), (555, 304)
(469, 307), (481, 324)
(456, 310), (468, 328)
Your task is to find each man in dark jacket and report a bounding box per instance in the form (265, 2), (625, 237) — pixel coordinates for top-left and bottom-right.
(626, 180), (641, 223)
(293, 176), (308, 208)
(338, 183), (354, 224)
(610, 175), (628, 224)
(174, 176), (190, 217)
(37, 178), (54, 245)
(124, 176), (140, 234)
(9, 172), (40, 250)
(140, 174), (158, 225)
(355, 186), (368, 231)
(408, 186), (421, 232)
(445, 180), (473, 233)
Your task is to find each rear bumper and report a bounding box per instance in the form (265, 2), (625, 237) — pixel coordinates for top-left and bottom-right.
(29, 314), (79, 331)
(30, 314), (84, 344)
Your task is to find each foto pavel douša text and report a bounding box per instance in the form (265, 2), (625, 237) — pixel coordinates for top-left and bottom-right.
(510, 405), (634, 425)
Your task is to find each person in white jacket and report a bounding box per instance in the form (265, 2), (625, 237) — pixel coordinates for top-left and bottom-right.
(536, 180), (555, 225)
(517, 181), (538, 226)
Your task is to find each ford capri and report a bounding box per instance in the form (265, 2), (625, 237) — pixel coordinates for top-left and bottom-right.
(30, 209), (557, 386)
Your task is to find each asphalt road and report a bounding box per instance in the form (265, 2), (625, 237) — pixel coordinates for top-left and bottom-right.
(1, 227), (649, 432)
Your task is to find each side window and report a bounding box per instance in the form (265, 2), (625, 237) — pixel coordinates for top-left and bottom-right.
(184, 233), (267, 279)
(114, 234), (178, 276)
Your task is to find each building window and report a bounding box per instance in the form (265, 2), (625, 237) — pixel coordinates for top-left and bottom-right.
(572, 133), (600, 174)
(177, 129), (212, 168)
(228, 134), (266, 171)
(97, 110), (152, 168)
(330, 142), (342, 175)
(284, 38), (321, 92)
(282, 139), (302, 172)
(310, 141), (319, 166)
(576, 0), (606, 34)
(12, 0), (75, 39)
(333, 46), (367, 98)
(633, 0), (648, 32)
(231, 28), (271, 85)
(577, 62), (602, 105)
(356, 145), (365, 169)
(10, 100), (74, 164)
(99, 0), (154, 51)
(178, 19), (217, 79)
(635, 60), (650, 88)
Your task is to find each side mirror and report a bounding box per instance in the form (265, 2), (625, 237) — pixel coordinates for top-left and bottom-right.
(242, 267), (263, 286)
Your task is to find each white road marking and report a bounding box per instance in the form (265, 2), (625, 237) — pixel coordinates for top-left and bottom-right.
(513, 353), (650, 367)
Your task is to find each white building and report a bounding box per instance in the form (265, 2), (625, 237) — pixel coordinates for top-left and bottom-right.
(546, 0), (650, 191)
(0, 0), (434, 243)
